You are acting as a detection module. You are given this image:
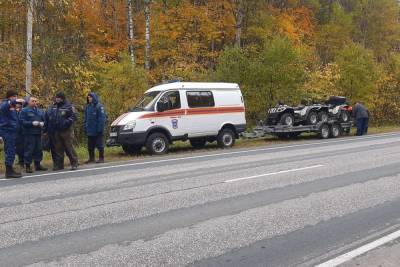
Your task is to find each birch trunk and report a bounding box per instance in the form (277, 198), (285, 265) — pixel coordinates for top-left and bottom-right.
(127, 0), (135, 66)
(144, 0), (151, 70)
(26, 0), (34, 95)
(233, 0), (243, 48)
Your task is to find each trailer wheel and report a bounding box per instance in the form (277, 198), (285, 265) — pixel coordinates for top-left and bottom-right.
(280, 113), (294, 126)
(319, 124), (330, 139)
(330, 123), (341, 138)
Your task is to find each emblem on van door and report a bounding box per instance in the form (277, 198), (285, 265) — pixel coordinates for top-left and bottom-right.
(171, 119), (178, 129)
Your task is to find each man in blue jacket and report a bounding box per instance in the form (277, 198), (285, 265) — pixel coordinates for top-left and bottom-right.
(46, 92), (78, 170)
(84, 92), (107, 164)
(0, 89), (22, 178)
(20, 97), (48, 173)
(352, 101), (369, 136)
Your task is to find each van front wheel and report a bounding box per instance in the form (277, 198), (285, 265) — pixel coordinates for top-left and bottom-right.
(146, 133), (169, 155)
(217, 128), (236, 148)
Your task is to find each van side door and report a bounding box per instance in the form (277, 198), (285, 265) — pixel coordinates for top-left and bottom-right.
(155, 90), (186, 137)
(186, 90), (217, 136)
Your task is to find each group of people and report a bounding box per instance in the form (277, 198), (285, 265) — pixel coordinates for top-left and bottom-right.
(0, 89), (107, 179)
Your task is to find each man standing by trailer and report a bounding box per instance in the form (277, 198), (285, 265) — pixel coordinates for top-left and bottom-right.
(0, 90), (23, 178)
(46, 92), (79, 170)
(84, 92), (107, 164)
(353, 101), (369, 136)
(20, 97), (48, 173)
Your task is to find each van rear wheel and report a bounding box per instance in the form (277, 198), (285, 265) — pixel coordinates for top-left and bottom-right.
(146, 133), (169, 155)
(217, 128), (235, 148)
(190, 138), (207, 149)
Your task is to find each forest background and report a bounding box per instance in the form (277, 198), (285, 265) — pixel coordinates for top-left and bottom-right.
(1, 0), (400, 141)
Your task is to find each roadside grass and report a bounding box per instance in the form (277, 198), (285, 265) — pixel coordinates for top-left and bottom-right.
(0, 125), (399, 174)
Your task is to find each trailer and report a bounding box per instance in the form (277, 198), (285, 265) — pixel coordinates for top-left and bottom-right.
(242, 120), (352, 140)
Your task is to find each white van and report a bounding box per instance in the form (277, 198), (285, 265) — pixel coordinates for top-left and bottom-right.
(107, 82), (246, 155)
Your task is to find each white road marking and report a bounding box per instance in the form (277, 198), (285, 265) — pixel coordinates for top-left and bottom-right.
(316, 229), (400, 267)
(224, 165), (324, 183)
(0, 132), (399, 181)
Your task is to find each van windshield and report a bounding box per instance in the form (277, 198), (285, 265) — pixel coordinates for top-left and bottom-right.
(130, 91), (161, 111)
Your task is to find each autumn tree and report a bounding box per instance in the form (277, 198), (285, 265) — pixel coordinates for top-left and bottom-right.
(352, 0), (400, 61)
(334, 43), (378, 102)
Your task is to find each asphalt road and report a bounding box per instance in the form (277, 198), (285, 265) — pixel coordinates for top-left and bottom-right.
(1, 132), (400, 266)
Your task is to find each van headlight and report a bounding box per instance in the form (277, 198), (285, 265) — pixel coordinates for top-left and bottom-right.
(122, 121), (136, 131)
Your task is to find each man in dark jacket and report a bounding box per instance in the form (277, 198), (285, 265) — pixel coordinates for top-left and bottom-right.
(0, 89), (22, 178)
(352, 102), (369, 136)
(46, 92), (78, 170)
(20, 97), (48, 173)
(84, 92), (107, 164)
(44, 98), (59, 169)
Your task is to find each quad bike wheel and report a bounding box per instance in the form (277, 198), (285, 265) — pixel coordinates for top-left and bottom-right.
(306, 111), (318, 125)
(280, 113), (295, 126)
(340, 110), (350, 122)
(318, 111), (329, 123)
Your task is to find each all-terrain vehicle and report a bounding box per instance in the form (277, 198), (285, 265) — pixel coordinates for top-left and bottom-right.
(325, 96), (352, 123)
(266, 100), (329, 127)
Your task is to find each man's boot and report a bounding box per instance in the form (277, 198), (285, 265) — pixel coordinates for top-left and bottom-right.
(5, 165), (22, 179)
(18, 160), (24, 169)
(35, 161), (48, 171)
(25, 164), (34, 173)
(71, 163), (79, 171)
(96, 149), (105, 164)
(85, 149), (95, 164)
(52, 165), (64, 171)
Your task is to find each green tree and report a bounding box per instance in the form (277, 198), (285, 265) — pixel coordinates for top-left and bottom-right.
(316, 2), (353, 63)
(93, 55), (149, 122)
(256, 36), (308, 107)
(214, 37), (309, 121)
(353, 0), (400, 61)
(334, 43), (377, 102)
(214, 46), (250, 85)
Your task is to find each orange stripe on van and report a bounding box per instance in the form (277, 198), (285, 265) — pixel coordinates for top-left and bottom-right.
(140, 109), (186, 119)
(112, 113), (129, 126)
(139, 106), (244, 119)
(186, 107), (244, 115)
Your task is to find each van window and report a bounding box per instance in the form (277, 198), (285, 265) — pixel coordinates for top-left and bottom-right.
(161, 91), (181, 110)
(130, 91), (161, 111)
(186, 91), (215, 108)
